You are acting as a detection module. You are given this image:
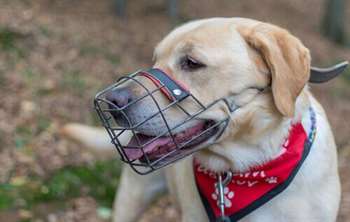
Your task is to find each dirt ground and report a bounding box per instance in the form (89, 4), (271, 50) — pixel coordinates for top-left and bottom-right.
(0, 0), (349, 221)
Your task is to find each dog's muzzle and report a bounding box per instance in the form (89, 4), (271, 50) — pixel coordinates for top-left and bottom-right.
(94, 69), (233, 174)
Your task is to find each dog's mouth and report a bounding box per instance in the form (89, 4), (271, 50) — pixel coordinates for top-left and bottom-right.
(123, 120), (219, 162)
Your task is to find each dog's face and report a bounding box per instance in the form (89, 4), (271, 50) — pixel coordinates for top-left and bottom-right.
(105, 18), (311, 170)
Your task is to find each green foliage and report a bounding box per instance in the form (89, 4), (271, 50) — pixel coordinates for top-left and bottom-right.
(79, 45), (101, 56)
(0, 69), (5, 87)
(60, 71), (87, 96)
(79, 44), (120, 65)
(0, 130), (4, 147)
(0, 160), (121, 210)
(0, 27), (17, 50)
(322, 0), (348, 45)
(104, 53), (120, 65)
(36, 116), (51, 134)
(15, 126), (33, 149)
(38, 25), (52, 37)
(37, 161), (121, 206)
(89, 111), (102, 126)
(14, 115), (51, 150)
(0, 184), (15, 209)
(21, 68), (40, 82)
(341, 66), (350, 84)
(0, 27), (25, 57)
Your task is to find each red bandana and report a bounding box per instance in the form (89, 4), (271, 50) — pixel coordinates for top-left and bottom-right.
(194, 121), (314, 221)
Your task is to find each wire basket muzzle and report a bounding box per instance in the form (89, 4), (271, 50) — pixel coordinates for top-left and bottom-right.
(94, 70), (230, 174)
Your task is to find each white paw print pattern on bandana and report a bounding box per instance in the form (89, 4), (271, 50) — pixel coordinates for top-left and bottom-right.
(265, 176), (278, 184)
(211, 186), (235, 208)
(197, 165), (217, 179)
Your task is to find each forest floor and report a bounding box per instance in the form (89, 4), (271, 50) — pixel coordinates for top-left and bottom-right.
(0, 0), (349, 221)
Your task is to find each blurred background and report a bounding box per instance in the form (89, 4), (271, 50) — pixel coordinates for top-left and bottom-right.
(0, 0), (349, 221)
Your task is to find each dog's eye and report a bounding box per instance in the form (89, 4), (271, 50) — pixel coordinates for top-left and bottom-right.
(180, 56), (205, 71)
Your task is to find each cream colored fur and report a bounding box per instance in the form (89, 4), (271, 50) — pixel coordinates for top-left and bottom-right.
(61, 18), (340, 222)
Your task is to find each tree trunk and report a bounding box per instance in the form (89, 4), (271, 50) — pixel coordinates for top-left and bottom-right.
(322, 0), (347, 45)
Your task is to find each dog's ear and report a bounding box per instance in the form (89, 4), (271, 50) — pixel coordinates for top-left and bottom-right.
(238, 23), (311, 117)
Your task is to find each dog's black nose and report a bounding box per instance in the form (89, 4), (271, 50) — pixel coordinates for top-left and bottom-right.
(105, 88), (133, 108)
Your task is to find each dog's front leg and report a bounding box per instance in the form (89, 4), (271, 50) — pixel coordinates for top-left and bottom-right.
(112, 166), (166, 222)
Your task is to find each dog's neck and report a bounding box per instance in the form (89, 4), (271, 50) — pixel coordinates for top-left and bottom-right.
(194, 89), (311, 173)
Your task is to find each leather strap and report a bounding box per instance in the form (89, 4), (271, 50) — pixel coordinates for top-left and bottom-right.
(140, 68), (190, 101)
(309, 61), (348, 83)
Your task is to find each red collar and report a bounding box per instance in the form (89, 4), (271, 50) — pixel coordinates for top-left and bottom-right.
(194, 114), (316, 221)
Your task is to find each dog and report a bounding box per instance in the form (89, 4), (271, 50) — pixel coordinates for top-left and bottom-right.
(62, 18), (341, 222)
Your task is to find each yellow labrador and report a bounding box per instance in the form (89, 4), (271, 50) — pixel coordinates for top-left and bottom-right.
(63, 18), (341, 222)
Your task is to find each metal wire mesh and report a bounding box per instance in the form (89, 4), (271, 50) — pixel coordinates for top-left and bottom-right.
(94, 71), (230, 174)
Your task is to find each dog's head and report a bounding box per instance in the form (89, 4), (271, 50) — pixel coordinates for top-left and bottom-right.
(97, 18), (311, 173)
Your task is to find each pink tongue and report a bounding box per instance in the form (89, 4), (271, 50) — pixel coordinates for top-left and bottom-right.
(123, 122), (206, 161)
(124, 134), (172, 161)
